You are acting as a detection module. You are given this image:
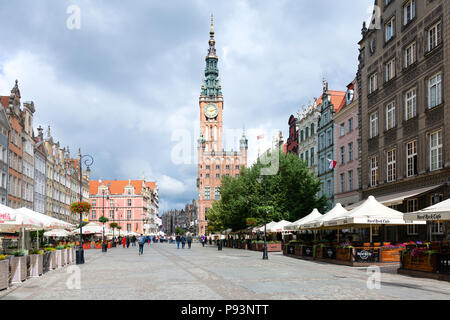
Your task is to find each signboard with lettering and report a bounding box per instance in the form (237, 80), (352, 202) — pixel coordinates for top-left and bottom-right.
(303, 246), (313, 257)
(0, 212), (16, 221)
(354, 248), (379, 263)
(323, 247), (336, 259)
(287, 245), (295, 255)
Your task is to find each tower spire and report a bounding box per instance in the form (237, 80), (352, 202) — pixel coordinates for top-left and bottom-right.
(201, 14), (221, 98)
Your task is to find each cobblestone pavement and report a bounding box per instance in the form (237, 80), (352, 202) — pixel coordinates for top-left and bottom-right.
(1, 242), (449, 300)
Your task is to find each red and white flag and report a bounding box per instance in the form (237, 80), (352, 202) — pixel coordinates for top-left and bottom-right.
(328, 159), (337, 169)
(257, 134), (264, 140)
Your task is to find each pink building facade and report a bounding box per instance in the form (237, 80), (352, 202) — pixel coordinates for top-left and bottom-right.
(88, 180), (158, 235)
(334, 79), (361, 208)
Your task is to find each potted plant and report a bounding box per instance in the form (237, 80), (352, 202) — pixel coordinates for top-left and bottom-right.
(29, 249), (44, 278)
(55, 245), (65, 268)
(44, 247), (57, 270)
(10, 250), (28, 284)
(0, 254), (9, 291)
(65, 244), (74, 264)
(109, 223), (118, 247)
(98, 216), (109, 252)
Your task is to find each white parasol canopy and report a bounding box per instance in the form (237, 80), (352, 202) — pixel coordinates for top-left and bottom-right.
(72, 222), (109, 235)
(267, 220), (292, 233)
(44, 229), (72, 237)
(285, 209), (322, 231)
(16, 207), (73, 230)
(333, 196), (426, 227)
(302, 203), (348, 230)
(0, 205), (44, 232)
(404, 198), (450, 221)
(256, 221), (277, 232)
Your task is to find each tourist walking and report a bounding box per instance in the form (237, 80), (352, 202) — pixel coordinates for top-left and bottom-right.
(176, 234), (181, 249)
(187, 233), (193, 249)
(147, 235), (151, 245)
(201, 235), (206, 247)
(137, 234), (145, 255)
(131, 235), (136, 246)
(181, 235), (186, 249)
(122, 236), (126, 248)
(126, 236), (130, 248)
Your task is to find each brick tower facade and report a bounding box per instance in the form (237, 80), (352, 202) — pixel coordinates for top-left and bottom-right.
(197, 15), (248, 236)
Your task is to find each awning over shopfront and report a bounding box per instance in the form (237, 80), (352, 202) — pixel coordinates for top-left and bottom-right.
(345, 184), (443, 210)
(404, 198), (450, 221)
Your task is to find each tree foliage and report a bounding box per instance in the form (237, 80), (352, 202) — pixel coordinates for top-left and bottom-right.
(207, 150), (327, 232)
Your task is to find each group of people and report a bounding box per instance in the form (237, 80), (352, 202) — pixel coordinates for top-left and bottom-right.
(173, 234), (212, 249)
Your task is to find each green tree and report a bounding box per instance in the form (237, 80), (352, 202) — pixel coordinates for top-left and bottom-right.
(211, 150), (327, 231)
(175, 227), (186, 235)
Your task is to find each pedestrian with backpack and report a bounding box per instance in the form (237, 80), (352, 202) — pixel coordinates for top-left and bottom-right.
(137, 234), (145, 255)
(186, 233), (193, 249)
(181, 235), (186, 249)
(176, 234), (181, 249)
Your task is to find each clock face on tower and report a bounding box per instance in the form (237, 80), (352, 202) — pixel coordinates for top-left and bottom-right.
(204, 103), (219, 119)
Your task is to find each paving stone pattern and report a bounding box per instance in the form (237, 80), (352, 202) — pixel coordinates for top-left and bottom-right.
(1, 243), (449, 300)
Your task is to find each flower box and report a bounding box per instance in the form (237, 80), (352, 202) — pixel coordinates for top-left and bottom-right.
(82, 243), (91, 250)
(401, 253), (439, 273)
(49, 251), (57, 269)
(67, 248), (73, 264)
(336, 247), (353, 261)
(380, 248), (404, 263)
(29, 254), (43, 277)
(313, 245), (323, 259)
(10, 256), (27, 284)
(43, 251), (50, 273)
(0, 259), (9, 291)
(354, 248), (379, 263)
(294, 245), (303, 256)
(56, 250), (63, 268)
(95, 244), (102, 249)
(266, 243), (282, 252)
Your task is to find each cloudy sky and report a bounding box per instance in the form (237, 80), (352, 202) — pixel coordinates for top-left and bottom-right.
(0, 0), (373, 213)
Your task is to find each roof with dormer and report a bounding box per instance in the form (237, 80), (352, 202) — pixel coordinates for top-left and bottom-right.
(89, 180), (157, 196)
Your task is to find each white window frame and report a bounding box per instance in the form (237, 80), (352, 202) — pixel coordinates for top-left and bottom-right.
(340, 123), (345, 136)
(430, 130), (443, 171)
(370, 156), (379, 187)
(385, 58), (396, 82)
(406, 140), (417, 177)
(403, 0), (415, 26)
(428, 73), (442, 109)
(386, 101), (396, 130)
(370, 112), (378, 138)
(369, 73), (378, 94)
(387, 149), (396, 183)
(404, 41), (416, 68)
(405, 88), (417, 120)
(340, 173), (345, 193)
(428, 21), (441, 52)
(385, 16), (395, 42)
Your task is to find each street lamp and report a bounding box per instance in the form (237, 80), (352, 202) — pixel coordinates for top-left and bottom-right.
(257, 174), (268, 260)
(76, 149), (93, 265)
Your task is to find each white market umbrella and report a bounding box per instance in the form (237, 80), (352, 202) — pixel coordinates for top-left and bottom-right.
(72, 222), (104, 235)
(286, 209), (322, 231)
(16, 208), (73, 230)
(257, 221), (277, 233)
(44, 229), (72, 237)
(267, 220), (292, 233)
(405, 198), (450, 221)
(334, 196), (426, 242)
(302, 203), (348, 230)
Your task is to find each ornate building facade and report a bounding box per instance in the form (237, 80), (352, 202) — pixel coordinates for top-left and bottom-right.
(297, 99), (321, 175)
(197, 16), (248, 236)
(358, 0), (450, 241)
(88, 180), (159, 235)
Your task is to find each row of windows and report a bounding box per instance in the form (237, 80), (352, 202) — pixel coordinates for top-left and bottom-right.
(318, 129), (333, 151)
(340, 143), (354, 165)
(204, 165), (240, 170)
(299, 123), (315, 142)
(203, 173), (236, 179)
(300, 148), (315, 167)
(203, 186), (221, 200)
(92, 199), (134, 207)
(339, 118), (355, 137)
(91, 209), (135, 220)
(339, 170), (356, 194)
(369, 130), (442, 187)
(369, 73), (442, 138)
